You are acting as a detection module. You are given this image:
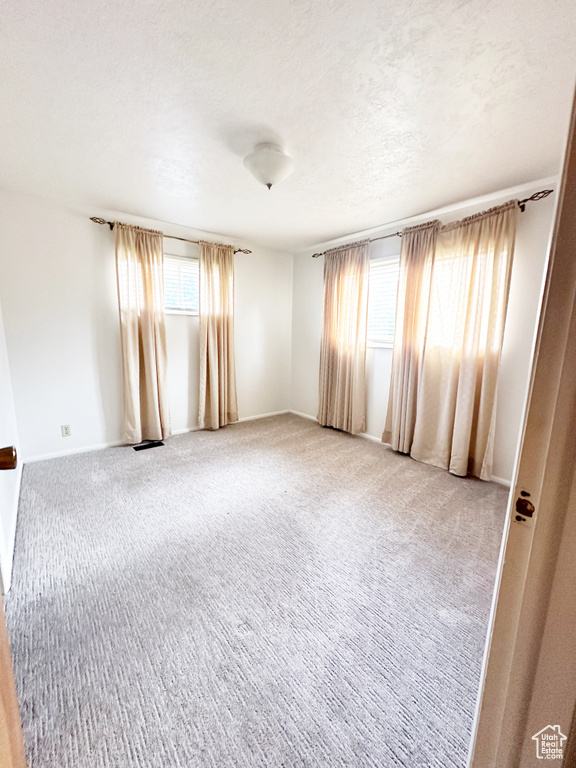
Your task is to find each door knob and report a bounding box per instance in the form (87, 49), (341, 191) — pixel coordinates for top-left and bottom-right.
(0, 446), (17, 470)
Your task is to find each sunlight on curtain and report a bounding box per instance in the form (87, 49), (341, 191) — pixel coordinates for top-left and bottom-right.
(318, 241), (369, 434)
(411, 201), (518, 479)
(383, 221), (440, 451)
(115, 223), (171, 443)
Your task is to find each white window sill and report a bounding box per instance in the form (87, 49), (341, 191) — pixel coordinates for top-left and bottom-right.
(367, 340), (394, 349)
(165, 309), (199, 316)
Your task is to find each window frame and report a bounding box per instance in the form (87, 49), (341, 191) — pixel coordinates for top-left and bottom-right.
(163, 253), (200, 316)
(367, 254), (400, 348)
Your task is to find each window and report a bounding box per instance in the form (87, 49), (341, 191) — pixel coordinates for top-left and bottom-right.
(164, 255), (199, 314)
(367, 257), (400, 346)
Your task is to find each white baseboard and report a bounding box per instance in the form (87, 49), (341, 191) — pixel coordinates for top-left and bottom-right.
(288, 413), (383, 446)
(359, 431), (382, 444)
(289, 416), (510, 487)
(24, 440), (125, 464)
(359, 432), (511, 486)
(171, 426), (201, 436)
(173, 411), (290, 434)
(289, 410), (317, 421)
(491, 475), (512, 488)
(23, 411), (294, 463)
(237, 410), (290, 423)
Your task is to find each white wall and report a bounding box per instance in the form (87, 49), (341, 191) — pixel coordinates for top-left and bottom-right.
(290, 180), (557, 484)
(0, 188), (293, 462)
(0, 297), (22, 591)
(235, 247), (292, 418)
(164, 239), (293, 434)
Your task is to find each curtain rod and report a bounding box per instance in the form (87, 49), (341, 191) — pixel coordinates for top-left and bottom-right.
(310, 189), (554, 258)
(89, 217), (252, 254)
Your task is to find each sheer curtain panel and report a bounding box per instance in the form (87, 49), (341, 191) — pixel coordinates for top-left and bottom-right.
(318, 241), (370, 434)
(115, 223), (171, 444)
(198, 242), (238, 430)
(411, 201), (518, 479)
(383, 221), (440, 452)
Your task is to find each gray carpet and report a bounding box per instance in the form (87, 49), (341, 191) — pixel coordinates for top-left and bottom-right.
(5, 413), (507, 768)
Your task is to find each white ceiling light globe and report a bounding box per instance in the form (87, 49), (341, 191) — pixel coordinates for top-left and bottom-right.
(243, 143), (293, 190)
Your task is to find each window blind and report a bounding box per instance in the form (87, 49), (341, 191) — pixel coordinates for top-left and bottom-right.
(367, 257), (400, 344)
(164, 255), (199, 313)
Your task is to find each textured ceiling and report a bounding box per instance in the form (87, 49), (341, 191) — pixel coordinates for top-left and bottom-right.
(0, 0), (575, 249)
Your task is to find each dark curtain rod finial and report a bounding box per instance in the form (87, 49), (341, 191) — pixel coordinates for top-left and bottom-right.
(311, 188), (554, 258)
(517, 188), (553, 212)
(89, 217), (251, 254)
(90, 216), (114, 230)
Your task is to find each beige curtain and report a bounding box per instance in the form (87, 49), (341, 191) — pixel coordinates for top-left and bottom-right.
(410, 201), (518, 479)
(318, 241), (370, 434)
(115, 223), (171, 444)
(198, 242), (238, 430)
(382, 221), (440, 451)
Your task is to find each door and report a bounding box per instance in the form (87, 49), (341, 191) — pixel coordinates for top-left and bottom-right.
(0, 590), (26, 768)
(469, 87), (576, 766)
(0, 297), (26, 766)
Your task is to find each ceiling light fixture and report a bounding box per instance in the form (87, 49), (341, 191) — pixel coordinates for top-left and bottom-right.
(243, 142), (293, 190)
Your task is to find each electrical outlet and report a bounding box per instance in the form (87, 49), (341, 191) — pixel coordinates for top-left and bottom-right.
(61, 425), (71, 437)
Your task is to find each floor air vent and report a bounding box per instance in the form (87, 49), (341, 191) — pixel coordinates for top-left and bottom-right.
(133, 440), (164, 452)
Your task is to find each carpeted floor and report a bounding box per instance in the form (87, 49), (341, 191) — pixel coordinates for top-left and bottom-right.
(5, 413), (508, 768)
